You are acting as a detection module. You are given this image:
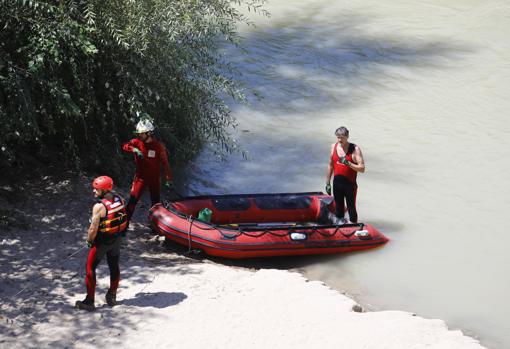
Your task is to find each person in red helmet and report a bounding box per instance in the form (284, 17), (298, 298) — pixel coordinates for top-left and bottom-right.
(75, 176), (128, 312)
(122, 117), (173, 219)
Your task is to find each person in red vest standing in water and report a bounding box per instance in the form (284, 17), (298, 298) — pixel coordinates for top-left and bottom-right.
(325, 126), (365, 223)
(122, 116), (173, 220)
(75, 176), (128, 311)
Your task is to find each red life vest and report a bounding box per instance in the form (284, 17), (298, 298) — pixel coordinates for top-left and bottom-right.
(98, 194), (128, 236)
(331, 142), (357, 183)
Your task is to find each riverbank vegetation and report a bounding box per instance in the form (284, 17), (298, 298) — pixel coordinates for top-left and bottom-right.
(0, 0), (266, 174)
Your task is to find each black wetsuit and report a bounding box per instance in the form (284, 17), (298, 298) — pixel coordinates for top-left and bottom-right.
(333, 175), (358, 223)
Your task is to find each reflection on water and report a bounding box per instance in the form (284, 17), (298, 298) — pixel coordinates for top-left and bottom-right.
(181, 1), (510, 348)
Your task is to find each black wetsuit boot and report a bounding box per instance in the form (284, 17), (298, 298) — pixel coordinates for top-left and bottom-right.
(75, 297), (95, 312)
(105, 291), (117, 307)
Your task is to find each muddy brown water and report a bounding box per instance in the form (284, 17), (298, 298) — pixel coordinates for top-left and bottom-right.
(179, 1), (510, 347)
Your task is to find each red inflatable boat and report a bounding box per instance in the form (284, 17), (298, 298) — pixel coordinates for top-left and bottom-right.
(149, 192), (389, 259)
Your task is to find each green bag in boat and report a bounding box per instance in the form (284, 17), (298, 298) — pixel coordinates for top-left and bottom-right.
(197, 208), (212, 222)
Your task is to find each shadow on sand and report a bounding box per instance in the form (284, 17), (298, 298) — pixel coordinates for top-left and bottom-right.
(119, 291), (187, 308)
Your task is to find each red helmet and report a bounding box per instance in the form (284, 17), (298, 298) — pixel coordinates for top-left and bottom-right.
(92, 176), (113, 191)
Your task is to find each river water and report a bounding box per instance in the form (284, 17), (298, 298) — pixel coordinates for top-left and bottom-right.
(181, 1), (510, 347)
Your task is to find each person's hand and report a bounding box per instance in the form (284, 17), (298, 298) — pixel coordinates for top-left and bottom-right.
(133, 148), (144, 160)
(164, 180), (173, 189)
(86, 240), (93, 248)
(339, 156), (349, 166)
(325, 183), (332, 195)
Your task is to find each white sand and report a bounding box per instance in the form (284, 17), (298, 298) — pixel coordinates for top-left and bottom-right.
(0, 174), (485, 348)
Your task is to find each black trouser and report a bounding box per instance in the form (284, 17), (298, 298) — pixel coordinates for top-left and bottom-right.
(85, 237), (121, 301)
(333, 175), (358, 223)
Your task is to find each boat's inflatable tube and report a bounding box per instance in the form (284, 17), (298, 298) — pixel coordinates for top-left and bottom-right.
(149, 192), (389, 259)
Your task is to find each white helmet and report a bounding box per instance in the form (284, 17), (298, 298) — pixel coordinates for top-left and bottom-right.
(135, 119), (155, 133)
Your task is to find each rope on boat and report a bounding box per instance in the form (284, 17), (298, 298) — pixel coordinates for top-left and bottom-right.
(162, 202), (365, 241)
(198, 220), (364, 240)
(186, 216), (194, 254)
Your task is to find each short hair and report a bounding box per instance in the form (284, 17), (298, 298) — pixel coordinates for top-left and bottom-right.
(335, 126), (349, 137)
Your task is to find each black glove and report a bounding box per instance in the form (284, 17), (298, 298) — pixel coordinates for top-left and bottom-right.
(325, 183), (332, 195)
(339, 156), (349, 166)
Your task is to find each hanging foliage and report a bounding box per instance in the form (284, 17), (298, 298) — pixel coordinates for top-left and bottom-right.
(0, 0), (267, 170)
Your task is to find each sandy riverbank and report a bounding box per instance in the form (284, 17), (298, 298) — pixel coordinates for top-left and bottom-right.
(0, 172), (485, 348)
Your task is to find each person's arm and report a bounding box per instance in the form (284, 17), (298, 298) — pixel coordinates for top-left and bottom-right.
(325, 144), (335, 194)
(122, 139), (144, 158)
(326, 144), (335, 183)
(348, 146), (365, 173)
(87, 203), (105, 244)
(159, 143), (173, 182)
(121, 139), (137, 153)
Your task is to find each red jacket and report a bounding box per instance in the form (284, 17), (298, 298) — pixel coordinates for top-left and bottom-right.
(122, 138), (172, 182)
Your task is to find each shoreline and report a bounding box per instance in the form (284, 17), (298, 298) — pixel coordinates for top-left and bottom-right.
(0, 231), (486, 349)
(201, 249), (487, 347)
(0, 173), (486, 348)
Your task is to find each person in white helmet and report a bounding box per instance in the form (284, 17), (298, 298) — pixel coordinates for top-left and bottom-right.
(122, 116), (173, 219)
